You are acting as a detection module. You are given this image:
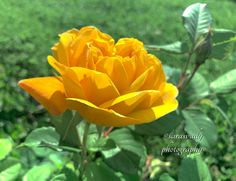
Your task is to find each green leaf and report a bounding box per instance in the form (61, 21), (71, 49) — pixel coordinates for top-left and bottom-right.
(108, 128), (146, 157)
(182, 3), (212, 43)
(87, 133), (108, 152)
(211, 29), (236, 60)
(163, 66), (181, 85)
(210, 69), (236, 93)
(0, 138), (13, 161)
(182, 109), (217, 148)
(104, 149), (141, 174)
(61, 166), (77, 181)
(50, 174), (66, 181)
(0, 157), (21, 181)
(52, 111), (82, 147)
(184, 72), (209, 101)
(178, 154), (212, 181)
(24, 127), (60, 147)
(200, 99), (230, 124)
(146, 41), (188, 54)
(117, 172), (140, 181)
(102, 128), (146, 174)
(23, 162), (55, 181)
(134, 111), (182, 136)
(85, 162), (120, 181)
(159, 173), (176, 181)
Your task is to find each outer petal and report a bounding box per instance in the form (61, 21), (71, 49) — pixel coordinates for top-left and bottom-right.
(66, 98), (141, 127)
(127, 99), (178, 123)
(62, 67), (120, 105)
(18, 77), (67, 115)
(51, 28), (80, 66)
(100, 90), (160, 115)
(160, 83), (179, 103)
(127, 83), (179, 122)
(48, 56), (67, 75)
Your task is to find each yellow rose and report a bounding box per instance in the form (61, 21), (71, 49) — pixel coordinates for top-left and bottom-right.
(19, 26), (178, 126)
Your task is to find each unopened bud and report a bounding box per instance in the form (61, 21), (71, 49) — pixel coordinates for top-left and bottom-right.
(194, 30), (212, 65)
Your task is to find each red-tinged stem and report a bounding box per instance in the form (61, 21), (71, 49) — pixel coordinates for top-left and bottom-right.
(103, 127), (114, 137)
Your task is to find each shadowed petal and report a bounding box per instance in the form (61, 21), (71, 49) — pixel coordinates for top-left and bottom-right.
(66, 98), (141, 127)
(127, 99), (178, 123)
(48, 56), (67, 75)
(100, 90), (160, 115)
(96, 56), (129, 93)
(62, 67), (120, 105)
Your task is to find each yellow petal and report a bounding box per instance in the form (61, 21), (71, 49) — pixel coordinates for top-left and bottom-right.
(126, 66), (153, 93)
(140, 54), (166, 90)
(62, 67), (120, 105)
(71, 26), (114, 66)
(48, 56), (67, 75)
(96, 56), (129, 93)
(115, 38), (146, 57)
(86, 44), (103, 69)
(66, 98), (142, 127)
(162, 83), (179, 102)
(127, 99), (178, 123)
(53, 29), (80, 66)
(93, 31), (114, 56)
(122, 56), (136, 84)
(18, 77), (67, 115)
(127, 83), (179, 123)
(100, 90), (160, 115)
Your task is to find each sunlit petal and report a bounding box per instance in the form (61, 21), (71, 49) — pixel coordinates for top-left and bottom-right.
(18, 77), (67, 115)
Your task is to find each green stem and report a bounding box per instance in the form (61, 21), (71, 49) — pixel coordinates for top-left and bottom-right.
(178, 51), (193, 89)
(62, 112), (81, 141)
(182, 63), (201, 90)
(96, 125), (104, 138)
(79, 122), (90, 180)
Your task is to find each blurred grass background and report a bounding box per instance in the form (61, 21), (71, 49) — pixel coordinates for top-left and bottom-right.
(0, 0), (236, 179)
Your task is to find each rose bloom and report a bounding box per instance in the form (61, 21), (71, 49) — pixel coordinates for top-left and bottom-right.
(19, 26), (178, 126)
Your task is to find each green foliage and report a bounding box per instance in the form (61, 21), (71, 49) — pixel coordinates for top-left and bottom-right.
(85, 162), (120, 181)
(23, 162), (55, 181)
(159, 173), (176, 181)
(146, 41), (189, 54)
(0, 138), (13, 161)
(183, 109), (217, 148)
(178, 154), (211, 181)
(103, 128), (146, 174)
(134, 111), (182, 136)
(210, 69), (236, 93)
(211, 29), (236, 60)
(109, 128), (146, 157)
(182, 3), (212, 44)
(183, 72), (209, 102)
(24, 127), (60, 147)
(52, 111), (82, 147)
(0, 157), (22, 181)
